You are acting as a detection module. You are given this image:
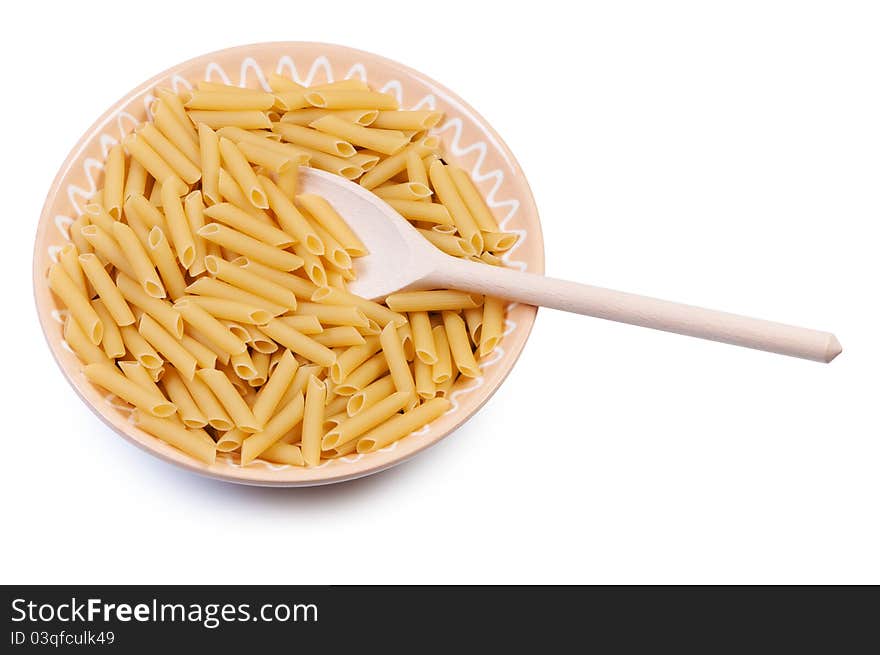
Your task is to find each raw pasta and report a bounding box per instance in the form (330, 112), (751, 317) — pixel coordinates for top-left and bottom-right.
(47, 74), (516, 468)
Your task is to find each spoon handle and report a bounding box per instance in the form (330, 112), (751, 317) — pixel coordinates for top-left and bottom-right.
(428, 257), (841, 362)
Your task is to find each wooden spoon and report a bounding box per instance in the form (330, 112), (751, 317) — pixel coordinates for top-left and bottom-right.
(299, 168), (841, 363)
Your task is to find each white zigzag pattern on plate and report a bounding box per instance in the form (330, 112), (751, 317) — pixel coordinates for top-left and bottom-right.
(55, 54), (527, 471)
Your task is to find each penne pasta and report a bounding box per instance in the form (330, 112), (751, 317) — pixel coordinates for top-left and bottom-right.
(154, 100), (201, 166)
(272, 121), (356, 158)
(139, 124), (201, 185)
(385, 290), (482, 313)
(197, 368), (261, 433)
(134, 410), (215, 464)
(380, 323), (416, 404)
(51, 77), (513, 467)
(204, 202), (294, 247)
(356, 397), (450, 453)
(429, 160), (483, 253)
(138, 314), (198, 380)
(302, 375), (326, 466)
(186, 110), (272, 130)
(309, 115), (408, 155)
(281, 108), (378, 126)
(204, 255), (298, 309)
(305, 89), (399, 110)
(84, 363), (176, 417)
(442, 311), (481, 378)
(240, 392), (304, 464)
(197, 223), (303, 271)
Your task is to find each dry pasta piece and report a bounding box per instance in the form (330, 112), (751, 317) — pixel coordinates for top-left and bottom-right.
(174, 298), (247, 356)
(177, 369), (233, 430)
(84, 363), (175, 417)
(138, 314), (197, 380)
(197, 223), (303, 271)
(311, 286), (405, 328)
(331, 336), (382, 383)
(91, 299), (125, 359)
(431, 324), (453, 384)
(185, 296), (272, 325)
(414, 357), (436, 400)
(48, 263), (103, 346)
(309, 115), (408, 155)
(359, 136), (439, 189)
(161, 366), (208, 428)
(103, 144), (125, 219)
(119, 325), (161, 369)
(346, 374), (395, 416)
(116, 273), (182, 337)
(185, 277), (286, 315)
(380, 323), (416, 404)
(146, 227), (187, 300)
(183, 191), (209, 276)
(385, 290), (482, 313)
(185, 90), (275, 111)
(240, 392), (305, 464)
(295, 193), (367, 257)
(348, 151), (380, 172)
(179, 333), (217, 369)
(118, 361), (167, 405)
(155, 88), (199, 141)
(305, 89), (399, 110)
(139, 124), (201, 185)
(260, 442), (305, 466)
(322, 390), (412, 450)
(311, 326), (366, 348)
(160, 183), (197, 269)
(296, 302), (369, 328)
(237, 139), (299, 174)
(204, 255), (297, 309)
(385, 199), (450, 223)
(261, 176), (324, 255)
(302, 375), (326, 466)
(334, 352), (389, 395)
(134, 410), (215, 464)
(186, 110), (272, 130)
(479, 297), (506, 357)
(463, 306), (483, 344)
(75, 254), (135, 326)
(251, 349), (298, 425)
(123, 158), (148, 202)
(272, 121), (356, 157)
(281, 108), (377, 126)
(441, 311), (481, 378)
(197, 123), (221, 205)
(111, 222), (165, 299)
(260, 319), (336, 367)
(429, 160), (483, 253)
(123, 132), (180, 186)
(447, 166), (500, 232)
(482, 231), (520, 253)
(196, 369), (261, 433)
(218, 137), (268, 208)
(292, 242), (327, 286)
(216, 428), (245, 453)
(64, 316), (111, 366)
(408, 312), (438, 364)
(416, 228), (476, 257)
(204, 203), (294, 247)
(79, 224), (136, 279)
(371, 110), (444, 131)
(153, 100), (201, 166)
(57, 243), (87, 296)
(356, 397), (451, 453)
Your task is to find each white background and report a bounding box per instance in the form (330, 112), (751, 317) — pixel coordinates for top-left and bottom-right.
(2, 0), (878, 584)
